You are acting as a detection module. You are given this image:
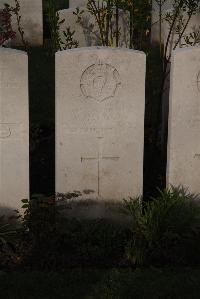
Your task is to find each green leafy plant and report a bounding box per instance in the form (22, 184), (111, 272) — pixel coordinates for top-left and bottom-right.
(74, 0), (150, 49)
(182, 25), (200, 46)
(17, 193), (129, 270)
(16, 195), (56, 269)
(47, 0), (63, 54)
(0, 215), (20, 269)
(47, 0), (78, 54)
(0, 216), (17, 247)
(60, 27), (79, 49)
(124, 186), (200, 266)
(86, 0), (117, 46)
(20, 195), (55, 235)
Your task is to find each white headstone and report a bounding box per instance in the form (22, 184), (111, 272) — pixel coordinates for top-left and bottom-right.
(0, 48), (29, 214)
(0, 0), (43, 46)
(58, 8), (129, 48)
(167, 46), (200, 194)
(56, 47), (145, 201)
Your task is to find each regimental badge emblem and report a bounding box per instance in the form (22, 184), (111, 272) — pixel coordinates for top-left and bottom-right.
(80, 63), (121, 102)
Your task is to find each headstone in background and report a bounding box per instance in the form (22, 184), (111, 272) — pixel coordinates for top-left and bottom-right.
(58, 8), (99, 48)
(58, 8), (129, 48)
(151, 0), (200, 47)
(69, 0), (87, 7)
(56, 47), (145, 203)
(0, 0), (43, 46)
(153, 2), (200, 149)
(0, 48), (29, 215)
(151, 0), (173, 44)
(163, 10), (200, 57)
(167, 47), (200, 195)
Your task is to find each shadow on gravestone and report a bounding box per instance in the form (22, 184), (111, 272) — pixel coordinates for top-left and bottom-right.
(56, 190), (131, 223)
(56, 193), (131, 225)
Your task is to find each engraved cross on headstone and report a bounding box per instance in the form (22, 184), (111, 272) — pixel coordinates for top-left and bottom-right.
(81, 137), (119, 196)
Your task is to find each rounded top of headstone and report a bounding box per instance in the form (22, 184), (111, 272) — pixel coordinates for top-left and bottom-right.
(56, 46), (146, 57)
(172, 45), (200, 55)
(0, 47), (27, 57)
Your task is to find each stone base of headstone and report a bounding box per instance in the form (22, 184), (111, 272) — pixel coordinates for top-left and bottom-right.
(57, 197), (131, 223)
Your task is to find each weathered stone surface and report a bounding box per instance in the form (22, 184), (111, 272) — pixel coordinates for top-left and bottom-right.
(56, 47), (145, 201)
(58, 7), (129, 48)
(0, 48), (29, 214)
(167, 47), (200, 194)
(0, 0), (43, 46)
